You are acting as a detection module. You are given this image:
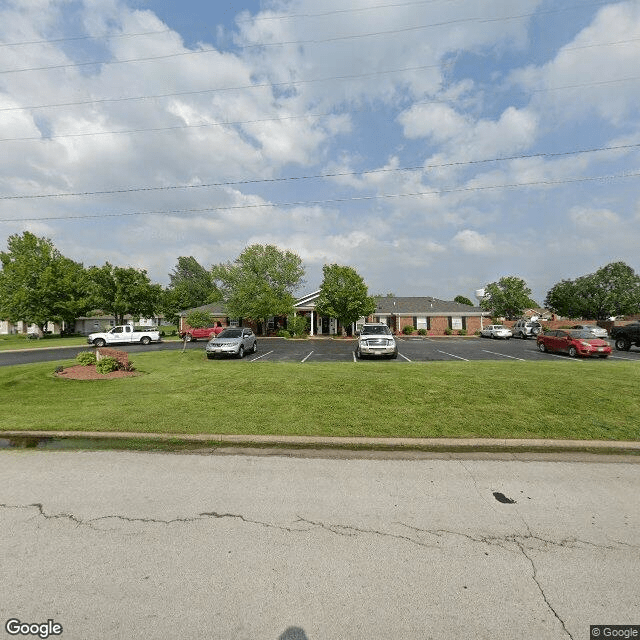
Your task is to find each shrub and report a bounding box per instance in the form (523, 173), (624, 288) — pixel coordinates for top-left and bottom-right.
(96, 347), (132, 370)
(277, 329), (290, 338)
(287, 314), (309, 337)
(76, 351), (97, 366)
(444, 327), (452, 335)
(96, 357), (119, 374)
(402, 325), (415, 335)
(474, 330), (481, 336)
(458, 329), (467, 336)
(417, 328), (427, 336)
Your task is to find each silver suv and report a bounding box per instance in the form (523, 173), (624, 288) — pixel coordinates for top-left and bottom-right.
(512, 319), (542, 339)
(356, 323), (398, 359)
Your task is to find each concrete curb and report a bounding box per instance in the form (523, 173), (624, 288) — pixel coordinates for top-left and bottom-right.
(2, 431), (639, 454)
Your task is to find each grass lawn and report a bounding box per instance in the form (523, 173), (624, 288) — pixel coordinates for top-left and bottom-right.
(1, 350), (638, 441)
(0, 331), (181, 351)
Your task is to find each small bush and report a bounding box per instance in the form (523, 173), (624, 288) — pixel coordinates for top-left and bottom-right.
(277, 329), (290, 338)
(458, 329), (467, 336)
(96, 357), (120, 374)
(402, 325), (415, 335)
(76, 351), (97, 366)
(417, 328), (427, 336)
(474, 330), (481, 336)
(444, 327), (452, 335)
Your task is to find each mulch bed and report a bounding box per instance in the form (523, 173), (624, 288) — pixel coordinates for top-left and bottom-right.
(56, 364), (140, 380)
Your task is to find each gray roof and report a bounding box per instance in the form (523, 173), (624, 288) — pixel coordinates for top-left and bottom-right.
(179, 302), (227, 316)
(373, 296), (486, 315)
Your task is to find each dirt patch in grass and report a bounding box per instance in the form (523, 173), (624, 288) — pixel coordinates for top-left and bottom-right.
(56, 364), (140, 380)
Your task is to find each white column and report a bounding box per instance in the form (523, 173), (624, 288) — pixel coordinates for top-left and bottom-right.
(310, 310), (314, 336)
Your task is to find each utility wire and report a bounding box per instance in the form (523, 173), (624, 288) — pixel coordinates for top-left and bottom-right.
(1, 72), (638, 144)
(1, 142), (638, 202)
(2, 36), (639, 114)
(0, 2), (612, 75)
(2, 170), (639, 223)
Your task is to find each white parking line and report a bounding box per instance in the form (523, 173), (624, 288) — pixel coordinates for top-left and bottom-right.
(399, 353), (412, 362)
(249, 350), (273, 361)
(301, 351), (314, 363)
(482, 350), (526, 361)
(437, 350), (468, 361)
(610, 355), (639, 361)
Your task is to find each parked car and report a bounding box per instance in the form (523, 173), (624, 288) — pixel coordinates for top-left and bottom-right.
(571, 324), (609, 339)
(355, 323), (398, 359)
(205, 327), (257, 359)
(609, 322), (640, 351)
(480, 324), (512, 339)
(512, 319), (542, 339)
(180, 326), (218, 342)
(536, 329), (611, 358)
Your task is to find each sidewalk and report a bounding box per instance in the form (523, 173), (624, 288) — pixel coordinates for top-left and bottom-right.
(2, 430), (639, 454)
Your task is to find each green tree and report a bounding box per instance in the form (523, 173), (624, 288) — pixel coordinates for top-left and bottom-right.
(545, 262), (640, 320)
(315, 264), (376, 334)
(0, 231), (90, 332)
(480, 276), (536, 319)
(454, 295), (474, 306)
(212, 244), (305, 334)
(162, 256), (218, 324)
(185, 310), (214, 329)
(88, 263), (162, 324)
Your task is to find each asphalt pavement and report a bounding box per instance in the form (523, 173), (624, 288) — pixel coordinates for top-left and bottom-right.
(1, 450), (638, 640)
(2, 335), (639, 366)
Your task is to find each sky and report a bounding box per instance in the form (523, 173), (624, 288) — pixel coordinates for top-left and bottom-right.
(1, 0), (639, 305)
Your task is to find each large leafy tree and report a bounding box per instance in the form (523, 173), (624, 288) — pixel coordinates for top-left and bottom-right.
(88, 262), (162, 325)
(0, 231), (90, 332)
(315, 264), (376, 333)
(162, 256), (218, 324)
(212, 244), (305, 334)
(454, 295), (474, 306)
(480, 276), (537, 319)
(545, 261), (640, 320)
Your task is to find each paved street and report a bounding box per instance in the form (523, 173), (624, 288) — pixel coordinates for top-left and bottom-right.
(2, 336), (639, 366)
(1, 450), (638, 640)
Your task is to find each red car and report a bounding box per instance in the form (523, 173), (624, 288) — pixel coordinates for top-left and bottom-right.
(536, 329), (611, 358)
(180, 326), (220, 342)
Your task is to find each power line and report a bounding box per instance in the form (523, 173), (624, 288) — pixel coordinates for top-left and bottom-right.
(1, 142), (638, 202)
(1, 71), (639, 145)
(0, 62), (448, 115)
(3, 36), (639, 114)
(2, 170), (639, 223)
(0, 28), (172, 48)
(0, 2), (611, 75)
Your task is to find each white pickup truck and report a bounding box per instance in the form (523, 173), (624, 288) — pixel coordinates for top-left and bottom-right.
(87, 325), (162, 347)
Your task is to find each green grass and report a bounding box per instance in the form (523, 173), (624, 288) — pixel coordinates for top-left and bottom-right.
(0, 330), (181, 351)
(1, 350), (639, 441)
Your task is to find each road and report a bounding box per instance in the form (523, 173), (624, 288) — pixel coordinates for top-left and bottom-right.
(1, 450), (638, 640)
(2, 336), (640, 366)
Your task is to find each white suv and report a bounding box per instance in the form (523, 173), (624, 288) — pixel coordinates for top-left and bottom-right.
(512, 319), (542, 339)
(356, 323), (398, 359)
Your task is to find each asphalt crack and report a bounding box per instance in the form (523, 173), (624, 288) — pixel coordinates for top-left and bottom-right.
(514, 539), (574, 640)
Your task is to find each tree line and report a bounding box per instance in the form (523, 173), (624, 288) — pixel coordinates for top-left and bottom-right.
(0, 232), (376, 334)
(2, 232), (639, 334)
(477, 263), (640, 321)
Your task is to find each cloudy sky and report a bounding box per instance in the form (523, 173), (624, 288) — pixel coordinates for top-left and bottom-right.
(1, 0), (639, 303)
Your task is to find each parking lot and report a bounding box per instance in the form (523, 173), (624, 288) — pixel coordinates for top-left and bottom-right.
(206, 335), (640, 363)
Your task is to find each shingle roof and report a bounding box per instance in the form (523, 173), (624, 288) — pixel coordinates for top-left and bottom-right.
(373, 296), (485, 315)
(179, 302), (227, 316)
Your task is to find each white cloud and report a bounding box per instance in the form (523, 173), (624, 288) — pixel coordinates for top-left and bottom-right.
(451, 229), (495, 254)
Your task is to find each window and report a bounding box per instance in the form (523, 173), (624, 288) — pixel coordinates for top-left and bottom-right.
(416, 317), (428, 330)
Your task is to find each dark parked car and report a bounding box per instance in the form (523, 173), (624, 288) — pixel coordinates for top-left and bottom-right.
(536, 329), (611, 358)
(205, 327), (257, 359)
(610, 322), (640, 351)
